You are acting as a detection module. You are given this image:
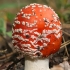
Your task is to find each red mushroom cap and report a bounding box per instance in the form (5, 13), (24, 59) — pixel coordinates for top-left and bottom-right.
(12, 3), (62, 58)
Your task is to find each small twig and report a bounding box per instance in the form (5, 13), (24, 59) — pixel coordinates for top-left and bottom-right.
(63, 30), (70, 37)
(7, 57), (24, 70)
(0, 51), (16, 60)
(62, 24), (70, 28)
(0, 62), (13, 70)
(61, 40), (70, 48)
(0, 49), (7, 53)
(62, 36), (69, 57)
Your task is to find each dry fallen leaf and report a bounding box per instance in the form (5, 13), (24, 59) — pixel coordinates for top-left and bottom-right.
(59, 60), (70, 70)
(50, 65), (64, 70)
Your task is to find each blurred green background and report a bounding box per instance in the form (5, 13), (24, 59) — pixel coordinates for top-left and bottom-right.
(0, 0), (70, 37)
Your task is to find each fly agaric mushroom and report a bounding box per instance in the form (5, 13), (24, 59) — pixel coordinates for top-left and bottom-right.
(12, 3), (62, 70)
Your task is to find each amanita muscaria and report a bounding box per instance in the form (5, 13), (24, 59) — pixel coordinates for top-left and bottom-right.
(12, 3), (62, 70)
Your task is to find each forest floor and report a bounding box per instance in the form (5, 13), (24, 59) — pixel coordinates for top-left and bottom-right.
(0, 23), (70, 70)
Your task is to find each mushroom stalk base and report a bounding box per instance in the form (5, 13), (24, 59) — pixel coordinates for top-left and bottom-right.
(25, 58), (50, 70)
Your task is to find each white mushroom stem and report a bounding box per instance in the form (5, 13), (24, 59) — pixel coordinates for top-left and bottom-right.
(25, 58), (50, 70)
